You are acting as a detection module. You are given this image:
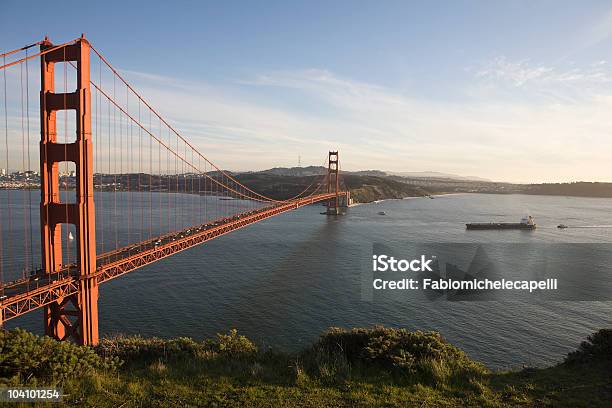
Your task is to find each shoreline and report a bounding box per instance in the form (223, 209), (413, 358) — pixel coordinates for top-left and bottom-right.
(352, 191), (612, 206)
(355, 191), (466, 205)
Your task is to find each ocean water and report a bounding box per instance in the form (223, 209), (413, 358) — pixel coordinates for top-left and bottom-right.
(3, 191), (612, 369)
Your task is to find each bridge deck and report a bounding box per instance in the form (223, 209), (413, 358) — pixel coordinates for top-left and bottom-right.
(0, 192), (344, 323)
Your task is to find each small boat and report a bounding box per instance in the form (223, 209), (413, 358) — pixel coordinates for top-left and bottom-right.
(557, 224), (568, 229)
(68, 232), (74, 240)
(378, 211), (386, 215)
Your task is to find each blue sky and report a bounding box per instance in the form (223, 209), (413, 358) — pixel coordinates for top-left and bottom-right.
(3, 1), (612, 182)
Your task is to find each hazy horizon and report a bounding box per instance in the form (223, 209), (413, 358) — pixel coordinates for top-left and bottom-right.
(4, 165), (610, 185)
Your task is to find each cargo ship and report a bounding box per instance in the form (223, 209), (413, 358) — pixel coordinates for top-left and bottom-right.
(466, 215), (536, 230)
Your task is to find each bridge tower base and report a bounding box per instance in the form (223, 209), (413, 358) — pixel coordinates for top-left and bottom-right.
(326, 151), (341, 215)
(40, 36), (99, 345)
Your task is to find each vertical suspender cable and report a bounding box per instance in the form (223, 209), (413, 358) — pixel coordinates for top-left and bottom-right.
(97, 57), (103, 255)
(175, 137), (178, 230)
(119, 78), (124, 249)
(204, 158), (207, 223)
(160, 126), (163, 235)
(20, 58), (30, 276)
(126, 84), (130, 248)
(1, 55), (7, 286)
(149, 109), (152, 239)
(25, 50), (34, 271)
(138, 97), (142, 244)
(166, 126), (170, 235)
(113, 74), (118, 256)
(198, 154), (202, 224)
(108, 76), (113, 259)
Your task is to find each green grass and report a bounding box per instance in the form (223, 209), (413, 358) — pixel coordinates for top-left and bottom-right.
(1, 327), (610, 407)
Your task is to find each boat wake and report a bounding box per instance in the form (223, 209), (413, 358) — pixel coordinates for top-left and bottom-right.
(568, 225), (612, 228)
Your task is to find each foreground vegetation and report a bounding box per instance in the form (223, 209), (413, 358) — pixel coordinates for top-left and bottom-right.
(0, 327), (610, 407)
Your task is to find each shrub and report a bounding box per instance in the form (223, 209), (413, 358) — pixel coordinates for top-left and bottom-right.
(310, 326), (487, 385)
(305, 345), (351, 384)
(0, 329), (119, 384)
(204, 329), (258, 357)
(566, 329), (612, 364)
(97, 335), (200, 362)
(97, 330), (257, 363)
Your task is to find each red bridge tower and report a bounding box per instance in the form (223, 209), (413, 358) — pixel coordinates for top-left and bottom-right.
(40, 36), (99, 345)
(327, 151), (340, 215)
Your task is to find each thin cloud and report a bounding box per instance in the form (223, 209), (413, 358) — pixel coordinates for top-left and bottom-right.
(475, 56), (612, 88)
(99, 65), (612, 183)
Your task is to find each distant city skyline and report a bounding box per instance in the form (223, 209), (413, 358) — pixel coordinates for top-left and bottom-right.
(3, 1), (612, 183)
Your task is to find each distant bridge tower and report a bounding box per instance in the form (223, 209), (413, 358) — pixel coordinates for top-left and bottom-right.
(326, 151), (340, 215)
(40, 36), (99, 345)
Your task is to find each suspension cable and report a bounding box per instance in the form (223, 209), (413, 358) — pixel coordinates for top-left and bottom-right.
(0, 39), (79, 71)
(0, 41), (42, 59)
(87, 75), (271, 202)
(72, 46), (330, 204)
(89, 44), (286, 203)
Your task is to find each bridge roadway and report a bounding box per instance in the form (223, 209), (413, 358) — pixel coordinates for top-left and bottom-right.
(0, 192), (344, 323)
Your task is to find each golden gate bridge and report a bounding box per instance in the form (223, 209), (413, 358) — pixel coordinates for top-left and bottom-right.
(0, 35), (348, 345)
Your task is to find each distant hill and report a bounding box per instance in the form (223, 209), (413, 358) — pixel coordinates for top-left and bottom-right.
(348, 170), (388, 177)
(256, 167), (489, 181)
(231, 172), (430, 203)
(388, 171), (491, 182)
(256, 167), (387, 177)
(521, 182), (612, 198)
(256, 166), (326, 177)
(253, 167), (492, 182)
